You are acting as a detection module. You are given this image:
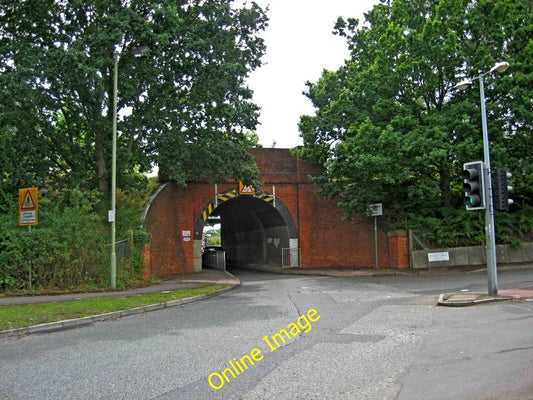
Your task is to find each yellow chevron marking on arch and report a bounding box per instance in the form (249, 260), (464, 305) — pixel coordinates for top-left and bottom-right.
(256, 193), (274, 202)
(217, 191), (237, 202)
(202, 203), (215, 221)
(202, 190), (274, 221)
(202, 191), (238, 221)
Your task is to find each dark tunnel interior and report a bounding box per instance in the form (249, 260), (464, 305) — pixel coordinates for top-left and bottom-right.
(211, 196), (290, 266)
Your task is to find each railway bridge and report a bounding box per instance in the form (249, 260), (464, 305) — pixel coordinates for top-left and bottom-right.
(142, 148), (409, 277)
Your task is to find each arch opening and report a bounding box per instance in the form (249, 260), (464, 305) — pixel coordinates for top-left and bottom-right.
(195, 192), (297, 269)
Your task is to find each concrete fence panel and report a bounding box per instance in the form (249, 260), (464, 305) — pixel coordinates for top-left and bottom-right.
(412, 242), (533, 269)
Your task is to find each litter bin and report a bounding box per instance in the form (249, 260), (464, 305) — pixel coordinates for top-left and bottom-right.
(202, 246), (226, 271)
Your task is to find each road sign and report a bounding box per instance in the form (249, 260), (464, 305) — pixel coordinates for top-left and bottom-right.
(239, 181), (255, 195)
(19, 187), (38, 226)
(367, 203), (383, 270)
(368, 203), (383, 216)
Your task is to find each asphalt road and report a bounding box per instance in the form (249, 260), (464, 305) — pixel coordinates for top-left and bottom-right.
(1, 268), (532, 400)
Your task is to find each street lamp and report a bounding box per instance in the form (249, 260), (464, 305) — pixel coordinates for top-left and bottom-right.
(110, 45), (151, 289)
(454, 61), (509, 296)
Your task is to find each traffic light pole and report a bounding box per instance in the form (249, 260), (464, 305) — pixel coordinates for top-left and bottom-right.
(456, 62), (509, 296)
(479, 75), (498, 296)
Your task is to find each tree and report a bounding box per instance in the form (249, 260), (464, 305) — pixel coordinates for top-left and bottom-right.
(0, 0), (267, 194)
(297, 0), (533, 233)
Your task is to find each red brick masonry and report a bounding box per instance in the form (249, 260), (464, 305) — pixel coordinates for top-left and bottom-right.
(143, 149), (409, 277)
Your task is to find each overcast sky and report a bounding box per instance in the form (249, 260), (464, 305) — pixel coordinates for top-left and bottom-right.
(245, 0), (379, 148)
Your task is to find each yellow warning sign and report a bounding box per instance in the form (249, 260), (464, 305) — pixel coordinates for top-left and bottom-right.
(19, 187), (38, 226)
(239, 181), (255, 195)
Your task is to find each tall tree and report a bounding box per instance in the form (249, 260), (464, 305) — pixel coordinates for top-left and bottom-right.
(297, 0), (533, 226)
(0, 0), (267, 193)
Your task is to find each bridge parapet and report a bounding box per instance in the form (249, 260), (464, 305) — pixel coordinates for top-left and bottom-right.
(250, 148), (323, 184)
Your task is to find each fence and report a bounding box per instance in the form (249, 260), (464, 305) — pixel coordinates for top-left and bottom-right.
(106, 231), (152, 264)
(411, 242), (533, 269)
(202, 248), (226, 271)
(282, 248), (301, 268)
(105, 239), (131, 265)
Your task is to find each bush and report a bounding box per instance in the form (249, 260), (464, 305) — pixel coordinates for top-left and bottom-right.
(407, 205), (533, 249)
(0, 189), (108, 291)
(0, 185), (158, 291)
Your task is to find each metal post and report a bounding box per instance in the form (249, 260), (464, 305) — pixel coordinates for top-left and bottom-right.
(111, 51), (119, 289)
(479, 76), (498, 296)
(374, 216), (379, 269)
(108, 45), (150, 288)
(28, 225), (32, 290)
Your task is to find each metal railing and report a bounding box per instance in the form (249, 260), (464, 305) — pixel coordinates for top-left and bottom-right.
(282, 248), (301, 268)
(106, 238), (131, 264)
(202, 249), (226, 271)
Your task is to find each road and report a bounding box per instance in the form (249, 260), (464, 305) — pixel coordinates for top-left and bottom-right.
(1, 268), (532, 400)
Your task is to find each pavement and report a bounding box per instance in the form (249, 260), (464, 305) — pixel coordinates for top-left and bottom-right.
(437, 287), (533, 306)
(0, 268), (240, 338)
(1, 264), (533, 338)
(0, 268), (240, 306)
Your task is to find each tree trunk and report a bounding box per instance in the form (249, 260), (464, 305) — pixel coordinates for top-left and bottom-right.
(439, 167), (451, 207)
(96, 131), (107, 192)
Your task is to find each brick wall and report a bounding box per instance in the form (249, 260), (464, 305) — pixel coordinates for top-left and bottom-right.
(143, 149), (409, 277)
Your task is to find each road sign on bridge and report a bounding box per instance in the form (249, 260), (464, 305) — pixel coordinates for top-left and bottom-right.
(239, 181), (255, 195)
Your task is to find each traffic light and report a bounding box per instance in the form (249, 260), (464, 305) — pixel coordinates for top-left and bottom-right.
(492, 167), (513, 211)
(462, 161), (485, 210)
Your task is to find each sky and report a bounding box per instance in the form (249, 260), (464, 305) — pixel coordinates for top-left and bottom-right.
(245, 0), (379, 148)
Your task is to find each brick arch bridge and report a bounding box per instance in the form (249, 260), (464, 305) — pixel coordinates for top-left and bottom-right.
(142, 148), (409, 277)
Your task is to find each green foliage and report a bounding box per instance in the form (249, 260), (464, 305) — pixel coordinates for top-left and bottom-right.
(203, 223), (221, 246)
(408, 208), (486, 248)
(297, 0), (533, 247)
(0, 285), (227, 331)
(0, 186), (156, 291)
(0, 1), (269, 290)
(407, 205), (533, 248)
(0, 1), (267, 194)
(0, 190), (108, 290)
(494, 204), (533, 246)
(115, 244), (143, 290)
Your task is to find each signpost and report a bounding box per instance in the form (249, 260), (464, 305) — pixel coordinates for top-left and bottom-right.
(368, 203), (383, 269)
(18, 188), (38, 289)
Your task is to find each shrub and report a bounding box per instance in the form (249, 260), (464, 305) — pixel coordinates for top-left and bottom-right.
(0, 189), (107, 290)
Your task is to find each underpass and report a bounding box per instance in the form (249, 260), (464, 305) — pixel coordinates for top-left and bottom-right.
(143, 149), (410, 278)
(207, 195), (292, 268)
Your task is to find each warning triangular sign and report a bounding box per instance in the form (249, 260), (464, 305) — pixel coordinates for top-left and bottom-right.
(21, 190), (36, 209)
(239, 181), (255, 195)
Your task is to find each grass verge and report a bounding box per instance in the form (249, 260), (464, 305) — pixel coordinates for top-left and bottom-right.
(0, 285), (227, 331)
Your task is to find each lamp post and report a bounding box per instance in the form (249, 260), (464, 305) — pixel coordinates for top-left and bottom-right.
(110, 45), (151, 289)
(455, 61), (509, 296)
